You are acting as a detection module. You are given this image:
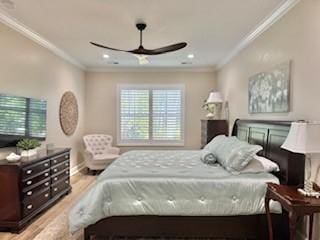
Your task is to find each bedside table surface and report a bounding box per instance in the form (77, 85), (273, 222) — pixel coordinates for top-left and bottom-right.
(266, 183), (320, 240)
(267, 183), (320, 207)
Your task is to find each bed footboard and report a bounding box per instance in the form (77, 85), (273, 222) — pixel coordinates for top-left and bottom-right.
(84, 214), (285, 240)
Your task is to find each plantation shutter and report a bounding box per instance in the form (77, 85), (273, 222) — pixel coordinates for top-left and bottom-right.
(120, 89), (150, 141)
(0, 94), (46, 138)
(29, 99), (47, 138)
(152, 89), (182, 141)
(0, 95), (27, 136)
(118, 85), (184, 145)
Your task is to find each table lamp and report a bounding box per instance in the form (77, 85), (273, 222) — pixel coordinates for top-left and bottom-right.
(203, 92), (223, 119)
(281, 121), (320, 198)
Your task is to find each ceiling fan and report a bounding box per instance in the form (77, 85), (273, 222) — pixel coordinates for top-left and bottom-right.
(90, 23), (187, 65)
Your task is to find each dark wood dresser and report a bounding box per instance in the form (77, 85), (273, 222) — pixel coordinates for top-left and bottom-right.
(0, 148), (71, 232)
(201, 120), (228, 148)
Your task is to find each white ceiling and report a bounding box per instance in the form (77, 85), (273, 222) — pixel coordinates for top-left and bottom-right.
(0, 0), (286, 69)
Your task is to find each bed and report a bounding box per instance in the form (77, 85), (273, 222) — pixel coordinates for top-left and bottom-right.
(70, 119), (305, 240)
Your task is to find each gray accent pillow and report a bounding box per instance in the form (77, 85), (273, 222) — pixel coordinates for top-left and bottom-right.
(203, 135), (228, 153)
(204, 135), (262, 172)
(200, 149), (217, 165)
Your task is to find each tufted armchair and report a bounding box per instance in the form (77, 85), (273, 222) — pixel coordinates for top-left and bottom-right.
(83, 134), (120, 171)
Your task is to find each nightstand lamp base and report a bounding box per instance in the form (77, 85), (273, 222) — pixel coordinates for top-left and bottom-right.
(298, 180), (320, 198)
(298, 188), (320, 198)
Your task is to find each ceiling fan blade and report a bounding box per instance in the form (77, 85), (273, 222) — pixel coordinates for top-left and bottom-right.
(134, 54), (149, 65)
(90, 22), (188, 57)
(129, 42), (187, 55)
(90, 42), (128, 52)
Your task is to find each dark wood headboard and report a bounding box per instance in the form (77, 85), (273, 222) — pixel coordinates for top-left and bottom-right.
(232, 119), (305, 186)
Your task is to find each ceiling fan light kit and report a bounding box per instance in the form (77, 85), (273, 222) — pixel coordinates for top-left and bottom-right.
(91, 22), (187, 65)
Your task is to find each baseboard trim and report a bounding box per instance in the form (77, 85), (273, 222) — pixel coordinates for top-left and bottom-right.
(70, 162), (86, 176)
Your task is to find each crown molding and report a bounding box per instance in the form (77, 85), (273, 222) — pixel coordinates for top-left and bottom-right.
(87, 66), (216, 73)
(216, 0), (301, 70)
(0, 0), (300, 72)
(0, 9), (85, 70)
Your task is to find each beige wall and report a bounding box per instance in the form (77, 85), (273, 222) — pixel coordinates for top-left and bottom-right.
(85, 71), (216, 151)
(216, 0), (320, 238)
(0, 22), (86, 170)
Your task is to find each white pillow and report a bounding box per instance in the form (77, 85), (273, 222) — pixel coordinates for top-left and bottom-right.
(240, 155), (280, 174)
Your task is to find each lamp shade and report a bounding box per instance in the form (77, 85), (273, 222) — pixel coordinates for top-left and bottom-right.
(281, 122), (320, 154)
(206, 92), (223, 104)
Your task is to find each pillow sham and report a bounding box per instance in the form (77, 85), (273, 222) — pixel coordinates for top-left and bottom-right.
(240, 155), (280, 174)
(224, 142), (262, 172)
(205, 135), (262, 172)
(203, 135), (228, 153)
(200, 149), (217, 165)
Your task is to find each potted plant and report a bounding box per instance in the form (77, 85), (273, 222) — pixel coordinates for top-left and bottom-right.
(16, 139), (41, 157)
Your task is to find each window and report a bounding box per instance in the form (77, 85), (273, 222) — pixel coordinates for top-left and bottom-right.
(118, 85), (184, 146)
(0, 94), (47, 139)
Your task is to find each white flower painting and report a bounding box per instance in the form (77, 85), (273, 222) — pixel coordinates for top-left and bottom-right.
(249, 62), (290, 113)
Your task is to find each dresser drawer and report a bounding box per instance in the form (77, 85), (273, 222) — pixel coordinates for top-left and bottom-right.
(51, 153), (70, 166)
(23, 188), (50, 217)
(22, 160), (50, 179)
(22, 170), (50, 189)
(51, 177), (70, 197)
(51, 170), (69, 184)
(22, 179), (51, 200)
(51, 161), (69, 175)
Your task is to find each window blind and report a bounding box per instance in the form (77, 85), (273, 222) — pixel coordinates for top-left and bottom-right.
(0, 94), (47, 139)
(118, 86), (184, 145)
(120, 89), (149, 141)
(28, 98), (47, 138)
(152, 89), (182, 141)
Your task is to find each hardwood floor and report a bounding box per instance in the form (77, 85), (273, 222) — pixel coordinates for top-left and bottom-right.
(0, 171), (96, 240)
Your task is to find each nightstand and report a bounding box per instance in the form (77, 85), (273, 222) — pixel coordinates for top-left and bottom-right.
(265, 183), (320, 240)
(201, 120), (228, 148)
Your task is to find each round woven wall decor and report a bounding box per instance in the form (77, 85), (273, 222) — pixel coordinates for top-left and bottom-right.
(59, 91), (78, 136)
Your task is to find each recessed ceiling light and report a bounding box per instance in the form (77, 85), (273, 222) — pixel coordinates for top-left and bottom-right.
(187, 54), (194, 59)
(103, 54), (110, 59)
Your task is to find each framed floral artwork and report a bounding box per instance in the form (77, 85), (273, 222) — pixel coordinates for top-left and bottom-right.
(248, 61), (290, 113)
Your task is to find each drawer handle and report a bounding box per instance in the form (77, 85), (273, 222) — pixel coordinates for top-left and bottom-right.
(65, 155), (68, 159)
(27, 180), (32, 185)
(45, 182), (49, 186)
(54, 177), (58, 181)
(45, 172), (49, 177)
(27, 191), (33, 196)
(44, 163), (49, 167)
(53, 160), (57, 163)
(27, 204), (33, 209)
(66, 170), (69, 174)
(65, 180), (69, 184)
(65, 163), (69, 166)
(44, 193), (49, 198)
(54, 187), (58, 192)
(54, 168), (58, 172)
(26, 169), (32, 175)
